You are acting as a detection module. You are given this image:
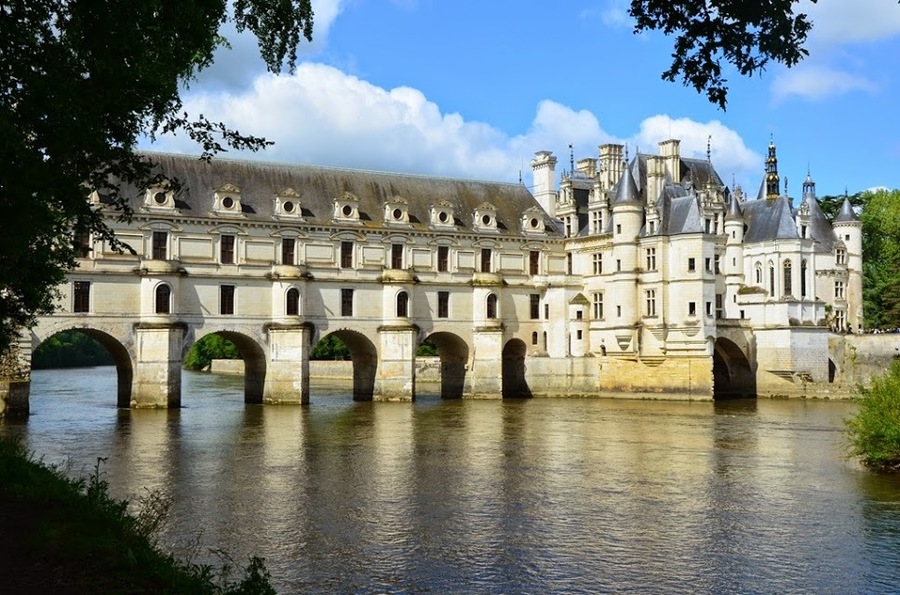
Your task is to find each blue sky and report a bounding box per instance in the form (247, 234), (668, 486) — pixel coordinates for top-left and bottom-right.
(147, 0), (900, 197)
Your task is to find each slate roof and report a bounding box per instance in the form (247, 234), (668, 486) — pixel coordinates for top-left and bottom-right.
(125, 153), (556, 238)
(800, 194), (838, 252)
(834, 197), (861, 223)
(741, 196), (800, 243)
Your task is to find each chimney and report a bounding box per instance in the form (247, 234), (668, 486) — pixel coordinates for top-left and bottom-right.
(531, 150), (558, 217)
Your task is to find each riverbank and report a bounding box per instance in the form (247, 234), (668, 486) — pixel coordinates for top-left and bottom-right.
(0, 437), (274, 594)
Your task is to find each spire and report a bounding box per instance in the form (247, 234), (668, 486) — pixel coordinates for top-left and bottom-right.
(726, 193), (744, 220)
(834, 195), (860, 223)
(613, 166), (641, 205)
(765, 137), (780, 200)
(802, 169), (816, 199)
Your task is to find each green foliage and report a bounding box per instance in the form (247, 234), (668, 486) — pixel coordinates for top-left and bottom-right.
(859, 189), (900, 329)
(184, 334), (241, 370)
(416, 340), (438, 357)
(628, 1), (900, 109)
(311, 335), (350, 360)
(32, 330), (114, 369)
(845, 361), (900, 472)
(0, 437), (277, 592)
(0, 1), (313, 356)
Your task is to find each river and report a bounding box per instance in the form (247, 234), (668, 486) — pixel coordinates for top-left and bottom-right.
(3, 366), (900, 594)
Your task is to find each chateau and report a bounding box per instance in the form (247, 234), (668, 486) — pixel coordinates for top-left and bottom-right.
(5, 138), (864, 411)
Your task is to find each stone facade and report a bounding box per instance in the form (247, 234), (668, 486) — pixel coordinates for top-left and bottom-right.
(2, 138), (864, 414)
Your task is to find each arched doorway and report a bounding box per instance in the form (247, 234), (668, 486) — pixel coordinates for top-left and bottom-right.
(713, 338), (756, 399)
(420, 332), (469, 399)
(311, 329), (378, 401)
(33, 328), (133, 407)
(187, 331), (267, 404)
(502, 338), (531, 398)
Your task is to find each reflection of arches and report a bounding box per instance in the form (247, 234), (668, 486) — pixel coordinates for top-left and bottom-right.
(35, 328), (133, 408)
(192, 331), (267, 404)
(286, 287), (300, 316)
(155, 283), (171, 314)
(713, 337), (756, 399)
(314, 329), (378, 401)
(502, 338), (531, 398)
(421, 332), (469, 399)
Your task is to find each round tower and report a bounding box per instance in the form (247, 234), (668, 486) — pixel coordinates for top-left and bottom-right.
(723, 193), (745, 319)
(833, 196), (863, 331)
(609, 167), (643, 332)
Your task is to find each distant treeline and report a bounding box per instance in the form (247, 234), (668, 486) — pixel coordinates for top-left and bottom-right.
(32, 330), (114, 369)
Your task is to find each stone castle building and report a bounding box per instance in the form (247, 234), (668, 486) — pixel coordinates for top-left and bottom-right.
(2, 138), (863, 413)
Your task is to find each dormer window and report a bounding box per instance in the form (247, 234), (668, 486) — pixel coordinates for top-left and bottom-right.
(275, 188), (303, 219)
(213, 183), (243, 216)
(145, 186), (175, 210)
(333, 191), (361, 223)
(383, 196), (410, 225)
(430, 200), (456, 228)
(473, 202), (498, 231)
(521, 207), (546, 234)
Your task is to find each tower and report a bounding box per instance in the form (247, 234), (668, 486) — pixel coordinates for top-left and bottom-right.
(765, 139), (780, 200)
(833, 195), (863, 332)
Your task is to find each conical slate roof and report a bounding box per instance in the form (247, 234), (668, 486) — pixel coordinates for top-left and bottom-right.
(725, 195), (743, 221)
(834, 197), (861, 223)
(613, 167), (641, 205)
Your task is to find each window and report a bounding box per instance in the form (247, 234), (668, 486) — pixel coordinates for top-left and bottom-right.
(592, 292), (604, 319)
(616, 224), (622, 234)
(688, 302), (696, 317)
(783, 260), (793, 296)
(755, 263), (762, 284)
(801, 225), (807, 238)
(646, 248), (657, 271)
(152, 231), (168, 260)
(565, 217), (572, 237)
(616, 259), (621, 272)
(544, 304), (549, 319)
(577, 330), (583, 340)
(481, 248), (492, 273)
(714, 255), (721, 274)
(835, 281), (845, 299)
(220, 235), (235, 264)
(801, 260), (808, 298)
(532, 332), (538, 345)
(220, 285), (235, 315)
(836, 248), (847, 265)
(341, 241), (354, 268)
(591, 211), (603, 234)
(576, 310), (583, 320)
(705, 218), (712, 233)
(341, 288), (354, 316)
(688, 258), (696, 272)
(835, 309), (846, 331)
(529, 250), (540, 275)
(438, 291), (449, 318)
(155, 284), (171, 314)
(391, 243), (404, 269)
(715, 294), (724, 319)
(396, 291), (409, 317)
(705, 257), (712, 272)
(486, 293), (498, 319)
(645, 289), (657, 317)
(74, 232), (91, 258)
(438, 246), (449, 272)
(73, 281), (90, 313)
(281, 238), (295, 265)
(567, 253), (573, 275)
(286, 288), (300, 316)
(649, 220), (656, 234)
(592, 253), (603, 275)
(530, 294), (540, 320)
(769, 262), (775, 295)
(616, 305), (621, 317)
(706, 301), (712, 317)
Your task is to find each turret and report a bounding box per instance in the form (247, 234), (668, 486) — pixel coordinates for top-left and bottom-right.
(723, 195), (745, 318)
(609, 167), (643, 333)
(833, 194), (863, 331)
(531, 151), (558, 217)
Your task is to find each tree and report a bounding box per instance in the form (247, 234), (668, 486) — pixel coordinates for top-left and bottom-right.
(0, 1), (313, 356)
(183, 334), (240, 370)
(628, 0), (900, 109)
(859, 189), (900, 329)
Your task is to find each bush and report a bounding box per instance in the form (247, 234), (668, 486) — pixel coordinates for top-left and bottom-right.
(184, 335), (240, 370)
(845, 360), (900, 472)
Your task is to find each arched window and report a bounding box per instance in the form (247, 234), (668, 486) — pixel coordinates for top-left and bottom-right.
(396, 291), (409, 318)
(755, 262), (763, 285)
(486, 293), (498, 319)
(783, 260), (792, 297)
(155, 284), (171, 314)
(531, 331), (538, 345)
(768, 261), (776, 295)
(286, 287), (300, 316)
(800, 260), (808, 298)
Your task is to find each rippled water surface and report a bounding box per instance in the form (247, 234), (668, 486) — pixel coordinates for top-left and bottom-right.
(4, 366), (900, 594)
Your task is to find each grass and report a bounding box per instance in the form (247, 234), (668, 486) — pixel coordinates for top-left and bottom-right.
(0, 437), (276, 593)
(845, 360), (900, 473)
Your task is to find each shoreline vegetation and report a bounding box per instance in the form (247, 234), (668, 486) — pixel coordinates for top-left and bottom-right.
(0, 437), (276, 594)
(845, 361), (900, 473)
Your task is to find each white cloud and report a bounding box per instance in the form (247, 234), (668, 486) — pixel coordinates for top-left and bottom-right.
(771, 64), (878, 103)
(596, 0), (631, 28)
(801, 0), (900, 46)
(148, 64), (760, 186)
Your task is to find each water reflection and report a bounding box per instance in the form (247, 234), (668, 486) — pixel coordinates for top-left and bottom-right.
(3, 368), (900, 593)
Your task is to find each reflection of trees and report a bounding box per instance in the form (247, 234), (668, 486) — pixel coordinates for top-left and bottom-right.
(33, 330), (114, 368)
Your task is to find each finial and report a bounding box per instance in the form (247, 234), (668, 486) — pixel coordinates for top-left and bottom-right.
(518, 169), (522, 185)
(845, 186), (849, 198)
(568, 143), (574, 175)
(731, 173), (735, 190)
(784, 177), (788, 195)
(707, 135), (712, 163)
(624, 143), (629, 164)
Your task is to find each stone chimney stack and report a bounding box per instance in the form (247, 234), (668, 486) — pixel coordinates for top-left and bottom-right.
(658, 139), (681, 183)
(646, 155), (666, 206)
(576, 157), (597, 178)
(599, 144), (624, 192)
(531, 150), (558, 217)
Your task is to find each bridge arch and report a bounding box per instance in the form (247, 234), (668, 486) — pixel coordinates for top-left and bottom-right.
(420, 331), (469, 399)
(713, 337), (756, 399)
(314, 329), (378, 401)
(502, 338), (531, 398)
(33, 327), (134, 407)
(189, 329), (267, 404)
